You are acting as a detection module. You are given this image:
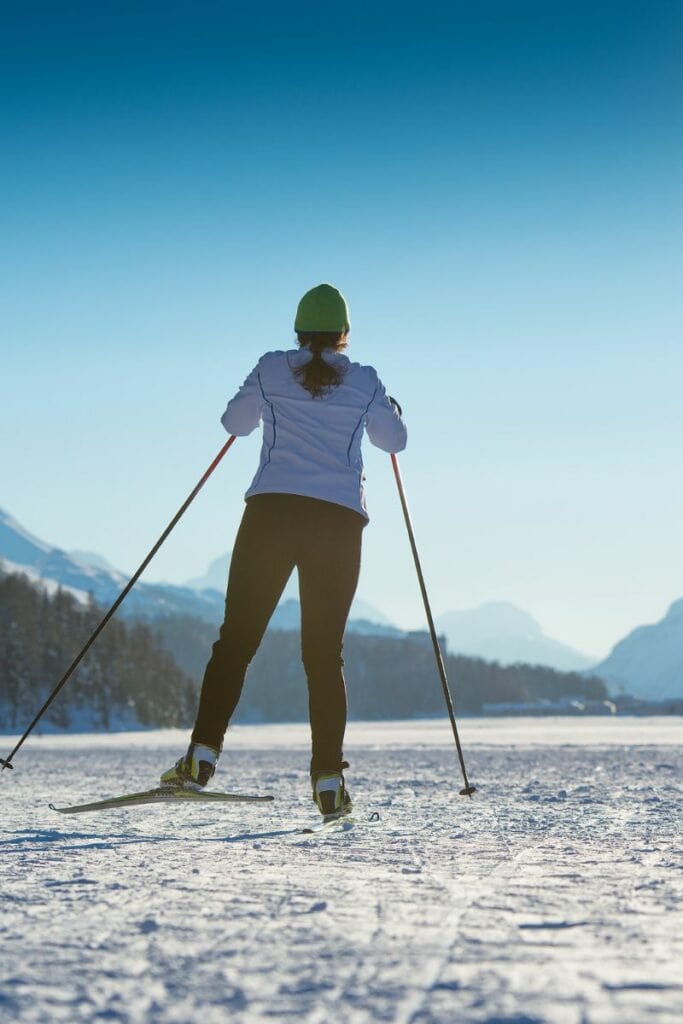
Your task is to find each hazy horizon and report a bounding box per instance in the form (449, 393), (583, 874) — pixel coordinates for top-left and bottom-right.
(1, 500), (673, 664)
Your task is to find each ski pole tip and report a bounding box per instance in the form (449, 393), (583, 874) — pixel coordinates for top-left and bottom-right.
(459, 785), (476, 797)
(0, 758), (14, 770)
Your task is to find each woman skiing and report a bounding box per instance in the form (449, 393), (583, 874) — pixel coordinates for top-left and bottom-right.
(160, 283), (407, 817)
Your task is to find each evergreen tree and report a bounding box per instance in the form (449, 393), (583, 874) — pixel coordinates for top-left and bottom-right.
(0, 571), (195, 731)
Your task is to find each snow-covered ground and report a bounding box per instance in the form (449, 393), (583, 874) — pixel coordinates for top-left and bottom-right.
(1, 717), (681, 1024)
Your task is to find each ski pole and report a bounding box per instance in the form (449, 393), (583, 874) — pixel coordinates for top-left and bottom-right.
(390, 453), (476, 797)
(0, 435), (237, 773)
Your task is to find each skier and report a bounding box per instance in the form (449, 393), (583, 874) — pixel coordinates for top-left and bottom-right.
(160, 283), (407, 817)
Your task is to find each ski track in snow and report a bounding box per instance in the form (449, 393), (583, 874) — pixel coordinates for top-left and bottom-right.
(0, 719), (681, 1024)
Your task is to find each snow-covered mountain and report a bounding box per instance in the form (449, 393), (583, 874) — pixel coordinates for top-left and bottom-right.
(266, 598), (403, 636)
(590, 599), (683, 700)
(436, 602), (595, 671)
(0, 508), (225, 624)
(184, 553), (230, 593)
(68, 550), (121, 574)
(184, 552), (400, 633)
(0, 508), (400, 635)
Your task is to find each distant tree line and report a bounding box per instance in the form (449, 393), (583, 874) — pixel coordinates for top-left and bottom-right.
(0, 572), (195, 731)
(0, 571), (608, 732)
(152, 614), (608, 721)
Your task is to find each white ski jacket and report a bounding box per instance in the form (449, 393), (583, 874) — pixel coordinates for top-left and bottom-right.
(221, 348), (407, 519)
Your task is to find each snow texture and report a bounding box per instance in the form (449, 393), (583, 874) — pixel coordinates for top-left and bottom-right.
(1, 717), (681, 1024)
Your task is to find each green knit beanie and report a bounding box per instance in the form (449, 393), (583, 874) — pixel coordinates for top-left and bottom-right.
(294, 283), (350, 333)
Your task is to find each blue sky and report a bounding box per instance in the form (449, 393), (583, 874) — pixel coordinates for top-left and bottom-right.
(2, 1), (681, 658)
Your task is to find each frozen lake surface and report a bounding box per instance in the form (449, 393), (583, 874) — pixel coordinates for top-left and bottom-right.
(1, 717), (681, 1023)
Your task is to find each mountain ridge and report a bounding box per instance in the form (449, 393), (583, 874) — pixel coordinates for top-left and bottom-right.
(4, 506), (680, 696)
(0, 507), (397, 635)
(436, 602), (596, 672)
(590, 599), (683, 701)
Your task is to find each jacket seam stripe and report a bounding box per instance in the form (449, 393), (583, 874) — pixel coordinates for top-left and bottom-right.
(346, 385), (378, 464)
(251, 372), (277, 488)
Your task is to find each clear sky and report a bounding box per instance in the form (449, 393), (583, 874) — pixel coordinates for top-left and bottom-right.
(2, 1), (681, 659)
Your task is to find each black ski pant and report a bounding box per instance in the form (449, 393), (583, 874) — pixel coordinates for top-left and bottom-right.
(191, 493), (365, 774)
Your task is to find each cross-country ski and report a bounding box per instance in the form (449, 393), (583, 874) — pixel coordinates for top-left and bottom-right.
(49, 787), (274, 814)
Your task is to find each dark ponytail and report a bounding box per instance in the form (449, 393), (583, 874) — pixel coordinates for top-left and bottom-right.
(294, 331), (348, 398)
